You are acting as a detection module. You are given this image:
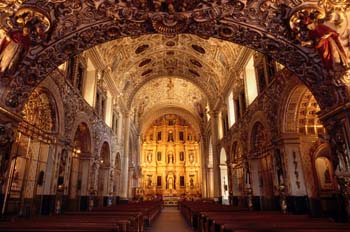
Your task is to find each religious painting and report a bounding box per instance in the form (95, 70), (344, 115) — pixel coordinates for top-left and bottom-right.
(315, 156), (335, 191)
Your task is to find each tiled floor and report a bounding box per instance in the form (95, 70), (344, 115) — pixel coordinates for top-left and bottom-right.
(145, 207), (194, 232)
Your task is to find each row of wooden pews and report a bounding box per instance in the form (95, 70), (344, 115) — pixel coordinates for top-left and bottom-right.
(0, 200), (162, 232)
(179, 201), (350, 232)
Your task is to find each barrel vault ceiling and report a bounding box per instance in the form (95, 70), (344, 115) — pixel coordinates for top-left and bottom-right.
(96, 34), (245, 121)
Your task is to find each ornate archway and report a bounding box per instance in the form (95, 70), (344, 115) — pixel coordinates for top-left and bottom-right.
(0, 0), (348, 114)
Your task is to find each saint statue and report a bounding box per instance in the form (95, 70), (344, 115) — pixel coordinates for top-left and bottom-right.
(292, 10), (348, 70)
(168, 177), (173, 190)
(0, 27), (31, 75)
(147, 152), (152, 163)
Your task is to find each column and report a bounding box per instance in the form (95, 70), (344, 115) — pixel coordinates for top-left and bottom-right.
(200, 137), (207, 198)
(135, 134), (141, 188)
(209, 111), (221, 198)
(207, 167), (214, 198)
(120, 111), (130, 200)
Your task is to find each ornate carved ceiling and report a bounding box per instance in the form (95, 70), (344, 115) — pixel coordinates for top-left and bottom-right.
(97, 34), (242, 108)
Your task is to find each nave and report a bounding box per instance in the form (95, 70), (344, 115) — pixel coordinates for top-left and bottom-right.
(1, 0), (350, 228)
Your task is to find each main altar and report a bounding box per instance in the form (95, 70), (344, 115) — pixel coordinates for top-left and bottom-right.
(137, 114), (202, 204)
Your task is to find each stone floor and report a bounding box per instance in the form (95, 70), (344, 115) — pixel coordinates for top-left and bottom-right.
(145, 207), (194, 232)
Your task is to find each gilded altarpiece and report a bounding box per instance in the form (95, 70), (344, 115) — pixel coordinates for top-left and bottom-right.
(140, 115), (201, 201)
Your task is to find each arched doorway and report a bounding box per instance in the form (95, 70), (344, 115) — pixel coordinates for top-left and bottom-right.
(97, 142), (111, 207)
(219, 148), (229, 205)
(69, 122), (92, 211)
(250, 121), (274, 210)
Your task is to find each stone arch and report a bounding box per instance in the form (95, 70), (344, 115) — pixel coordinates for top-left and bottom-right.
(73, 122), (92, 155)
(21, 87), (59, 134)
(68, 121), (93, 210)
(69, 113), (93, 154)
(99, 142), (111, 166)
(37, 76), (65, 136)
(281, 84), (325, 135)
(248, 112), (270, 155)
(1, 1), (348, 115)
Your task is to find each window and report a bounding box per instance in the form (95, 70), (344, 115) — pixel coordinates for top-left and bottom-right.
(245, 56), (258, 105)
(228, 91), (235, 127)
(157, 152), (161, 161)
(157, 131), (162, 141)
(180, 176), (185, 187)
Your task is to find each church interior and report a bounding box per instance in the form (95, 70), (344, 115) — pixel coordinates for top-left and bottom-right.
(0, 0), (350, 231)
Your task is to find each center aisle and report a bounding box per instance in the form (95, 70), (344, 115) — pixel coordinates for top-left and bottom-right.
(146, 207), (194, 232)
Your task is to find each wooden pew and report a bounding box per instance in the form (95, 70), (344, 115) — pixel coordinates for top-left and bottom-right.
(0, 200), (162, 232)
